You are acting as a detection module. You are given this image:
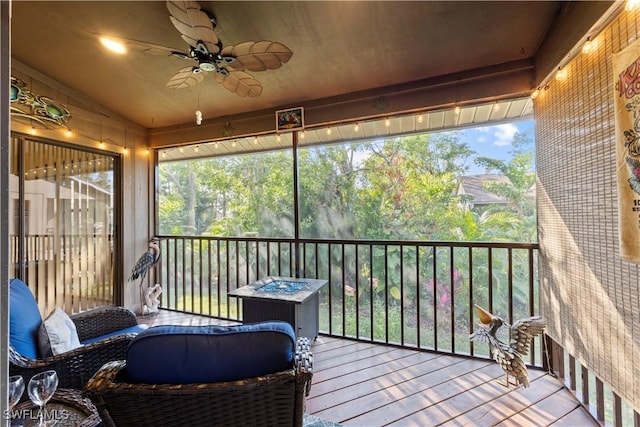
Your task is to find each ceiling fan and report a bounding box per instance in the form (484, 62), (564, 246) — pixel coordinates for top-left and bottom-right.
(101, 0), (293, 97)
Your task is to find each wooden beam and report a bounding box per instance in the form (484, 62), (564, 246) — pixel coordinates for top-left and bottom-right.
(534, 1), (618, 86)
(148, 59), (535, 147)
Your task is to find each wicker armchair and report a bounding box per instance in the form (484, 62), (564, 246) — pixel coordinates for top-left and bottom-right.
(9, 278), (147, 390)
(86, 322), (314, 427)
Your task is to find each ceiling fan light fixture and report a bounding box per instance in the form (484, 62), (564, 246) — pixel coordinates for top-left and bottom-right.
(199, 62), (216, 72)
(99, 37), (127, 54)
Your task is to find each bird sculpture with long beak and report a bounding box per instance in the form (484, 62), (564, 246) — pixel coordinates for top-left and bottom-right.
(129, 238), (161, 316)
(469, 304), (546, 388)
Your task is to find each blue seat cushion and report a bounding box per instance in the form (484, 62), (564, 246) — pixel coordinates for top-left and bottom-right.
(9, 278), (43, 359)
(80, 324), (149, 345)
(126, 321), (296, 384)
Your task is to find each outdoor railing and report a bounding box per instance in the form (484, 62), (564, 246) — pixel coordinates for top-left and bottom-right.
(546, 336), (640, 426)
(155, 236), (543, 365)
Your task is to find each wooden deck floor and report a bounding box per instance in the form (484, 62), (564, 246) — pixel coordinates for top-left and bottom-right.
(140, 310), (598, 427)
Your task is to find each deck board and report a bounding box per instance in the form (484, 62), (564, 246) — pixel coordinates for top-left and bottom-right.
(141, 310), (598, 427)
(494, 388), (584, 427)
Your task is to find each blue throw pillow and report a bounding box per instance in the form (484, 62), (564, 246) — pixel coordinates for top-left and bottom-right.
(9, 279), (43, 359)
(126, 321), (296, 384)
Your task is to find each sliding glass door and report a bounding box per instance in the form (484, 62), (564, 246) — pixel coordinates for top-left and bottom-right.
(10, 135), (119, 315)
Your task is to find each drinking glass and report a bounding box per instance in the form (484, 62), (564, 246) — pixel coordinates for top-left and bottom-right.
(27, 371), (58, 427)
(8, 375), (25, 410)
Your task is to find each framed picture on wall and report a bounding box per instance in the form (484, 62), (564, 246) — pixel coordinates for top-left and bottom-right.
(276, 107), (304, 131)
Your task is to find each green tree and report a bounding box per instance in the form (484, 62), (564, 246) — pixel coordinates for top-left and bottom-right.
(298, 143), (367, 238)
(473, 130), (537, 241)
(159, 152), (294, 237)
(354, 133), (474, 240)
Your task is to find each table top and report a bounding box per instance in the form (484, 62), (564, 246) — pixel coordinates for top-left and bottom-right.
(11, 388), (101, 427)
(229, 276), (328, 303)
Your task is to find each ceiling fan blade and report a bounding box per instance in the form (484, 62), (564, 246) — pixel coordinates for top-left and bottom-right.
(95, 33), (188, 57)
(166, 66), (205, 89)
(214, 70), (263, 97)
(167, 1), (220, 53)
(221, 41), (293, 72)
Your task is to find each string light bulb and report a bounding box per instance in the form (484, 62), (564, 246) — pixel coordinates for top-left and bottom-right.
(454, 105), (461, 115)
(354, 123), (360, 132)
(276, 134), (281, 142)
(385, 118), (391, 127)
(556, 67), (568, 81)
(326, 127), (332, 135)
(417, 113), (423, 123)
(627, 0), (640, 11)
(195, 110), (202, 125)
(582, 38), (593, 54)
(531, 89), (540, 100)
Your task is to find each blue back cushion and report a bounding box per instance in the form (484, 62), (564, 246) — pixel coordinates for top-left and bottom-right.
(9, 279), (43, 358)
(126, 321), (296, 384)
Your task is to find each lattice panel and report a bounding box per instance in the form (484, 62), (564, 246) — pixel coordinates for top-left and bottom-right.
(536, 7), (640, 411)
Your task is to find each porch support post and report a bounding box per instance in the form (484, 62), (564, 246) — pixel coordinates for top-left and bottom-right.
(1, 0), (11, 423)
(292, 131), (300, 278)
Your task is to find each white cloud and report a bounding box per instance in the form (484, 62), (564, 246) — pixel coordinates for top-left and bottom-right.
(492, 123), (518, 147)
(471, 126), (493, 144)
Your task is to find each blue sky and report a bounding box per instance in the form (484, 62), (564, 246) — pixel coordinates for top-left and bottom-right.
(459, 119), (535, 175)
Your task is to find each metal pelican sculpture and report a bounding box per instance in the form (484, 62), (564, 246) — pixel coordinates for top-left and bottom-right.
(129, 238), (161, 315)
(469, 304), (546, 388)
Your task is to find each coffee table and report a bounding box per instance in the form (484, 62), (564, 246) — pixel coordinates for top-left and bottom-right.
(11, 388), (101, 427)
(229, 276), (328, 340)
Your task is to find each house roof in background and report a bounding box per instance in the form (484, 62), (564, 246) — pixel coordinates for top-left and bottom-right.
(457, 174), (511, 205)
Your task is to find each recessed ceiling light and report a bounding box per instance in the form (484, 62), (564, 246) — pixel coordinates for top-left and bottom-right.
(99, 37), (127, 54)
